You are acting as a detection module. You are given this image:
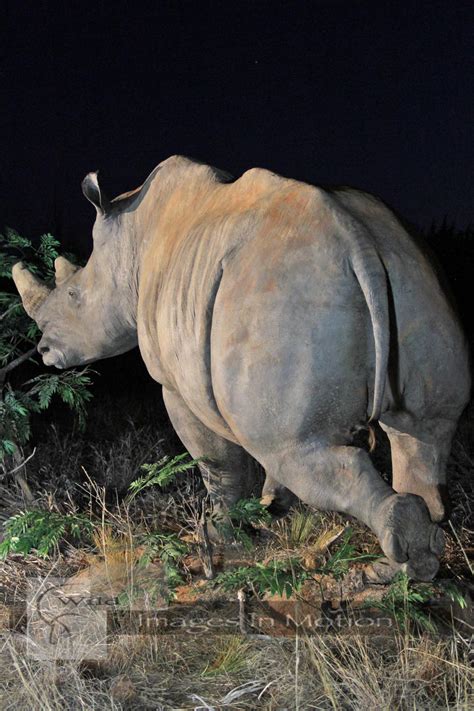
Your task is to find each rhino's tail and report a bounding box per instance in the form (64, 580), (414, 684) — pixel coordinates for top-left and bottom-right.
(350, 229), (389, 422)
(333, 204), (390, 423)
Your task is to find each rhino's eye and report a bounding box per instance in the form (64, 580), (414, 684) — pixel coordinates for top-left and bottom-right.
(67, 288), (80, 303)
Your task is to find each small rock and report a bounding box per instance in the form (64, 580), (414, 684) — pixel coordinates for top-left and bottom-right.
(364, 558), (403, 585)
(110, 675), (136, 703)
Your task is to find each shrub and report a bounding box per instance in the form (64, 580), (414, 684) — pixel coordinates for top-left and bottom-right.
(0, 509), (93, 558)
(127, 452), (201, 500)
(0, 228), (93, 471)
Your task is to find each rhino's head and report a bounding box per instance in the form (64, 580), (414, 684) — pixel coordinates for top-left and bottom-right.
(12, 172), (138, 369)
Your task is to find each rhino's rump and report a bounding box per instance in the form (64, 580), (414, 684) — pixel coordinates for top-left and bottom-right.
(333, 189), (471, 420)
(209, 220), (375, 450)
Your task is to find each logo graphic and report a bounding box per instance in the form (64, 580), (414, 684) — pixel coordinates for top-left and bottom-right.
(25, 560), (170, 660)
(27, 576), (108, 661)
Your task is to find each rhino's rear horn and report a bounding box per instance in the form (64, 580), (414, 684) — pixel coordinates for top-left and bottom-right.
(12, 262), (51, 318)
(55, 256), (80, 285)
(81, 171), (110, 214)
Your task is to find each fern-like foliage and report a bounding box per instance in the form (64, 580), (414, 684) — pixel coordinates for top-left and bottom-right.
(0, 291), (39, 365)
(366, 574), (468, 633)
(0, 387), (32, 456)
(127, 453), (200, 500)
(37, 233), (61, 277)
(0, 371), (94, 461)
(0, 228), (93, 465)
(139, 531), (188, 567)
(365, 572), (438, 633)
(212, 527), (380, 597)
(0, 228), (60, 282)
(213, 558), (309, 598)
(138, 531), (189, 597)
(212, 497), (273, 549)
(25, 370), (94, 430)
(319, 527), (380, 580)
(228, 497), (272, 527)
(0, 510), (94, 559)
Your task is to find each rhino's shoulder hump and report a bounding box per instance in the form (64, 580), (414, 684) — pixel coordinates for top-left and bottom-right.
(237, 167), (325, 205)
(158, 155), (232, 183)
(158, 154), (197, 171)
(239, 166), (296, 189)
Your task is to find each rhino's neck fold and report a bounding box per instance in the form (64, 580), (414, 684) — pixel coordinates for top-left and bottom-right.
(99, 211), (141, 344)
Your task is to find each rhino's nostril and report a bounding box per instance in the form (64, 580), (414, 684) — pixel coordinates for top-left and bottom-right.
(38, 344), (50, 355)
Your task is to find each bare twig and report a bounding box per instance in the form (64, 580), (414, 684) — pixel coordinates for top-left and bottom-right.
(0, 346), (37, 390)
(7, 447), (36, 476)
(8, 448), (36, 504)
(198, 503), (215, 580)
(0, 302), (20, 321)
(448, 520), (474, 576)
(237, 588), (248, 635)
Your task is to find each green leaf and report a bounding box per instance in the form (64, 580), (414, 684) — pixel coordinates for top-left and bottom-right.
(212, 558), (308, 598)
(0, 510), (94, 559)
(37, 233), (60, 276)
(228, 497), (272, 527)
(1, 439), (17, 455)
(128, 453), (200, 500)
(3, 227), (32, 250)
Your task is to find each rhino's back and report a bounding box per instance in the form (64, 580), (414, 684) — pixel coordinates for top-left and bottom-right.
(137, 165), (469, 440)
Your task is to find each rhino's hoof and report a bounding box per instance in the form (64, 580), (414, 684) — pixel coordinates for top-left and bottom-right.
(364, 557), (404, 584)
(377, 493), (444, 582)
(260, 486), (297, 517)
(206, 515), (254, 545)
(205, 518), (234, 543)
(401, 555), (440, 582)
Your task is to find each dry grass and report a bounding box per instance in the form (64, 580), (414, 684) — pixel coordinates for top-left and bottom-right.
(0, 402), (472, 709)
(0, 627), (472, 710)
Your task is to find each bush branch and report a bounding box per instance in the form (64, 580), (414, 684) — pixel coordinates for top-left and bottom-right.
(0, 346), (37, 390)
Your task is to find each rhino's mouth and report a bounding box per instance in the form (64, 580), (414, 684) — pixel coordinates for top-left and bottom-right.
(42, 348), (66, 369)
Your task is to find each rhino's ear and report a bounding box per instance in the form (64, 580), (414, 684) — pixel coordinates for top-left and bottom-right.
(81, 171), (110, 214)
(12, 262), (51, 318)
(54, 256), (80, 286)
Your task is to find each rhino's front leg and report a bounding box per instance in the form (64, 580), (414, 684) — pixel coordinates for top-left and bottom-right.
(162, 387), (261, 537)
(259, 442), (444, 581)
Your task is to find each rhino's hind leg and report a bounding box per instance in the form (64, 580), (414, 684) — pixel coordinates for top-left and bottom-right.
(380, 416), (457, 523)
(162, 387), (261, 537)
(259, 442), (444, 581)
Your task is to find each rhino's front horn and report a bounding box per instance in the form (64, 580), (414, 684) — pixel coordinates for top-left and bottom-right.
(11, 262), (51, 318)
(55, 256), (79, 285)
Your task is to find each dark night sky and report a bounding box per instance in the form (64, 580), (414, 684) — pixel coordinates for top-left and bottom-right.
(1, 0), (473, 255)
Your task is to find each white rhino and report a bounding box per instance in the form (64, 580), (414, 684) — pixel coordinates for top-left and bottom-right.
(13, 156), (470, 580)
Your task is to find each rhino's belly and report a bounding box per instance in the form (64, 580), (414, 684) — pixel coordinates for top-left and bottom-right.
(137, 318), (239, 442)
